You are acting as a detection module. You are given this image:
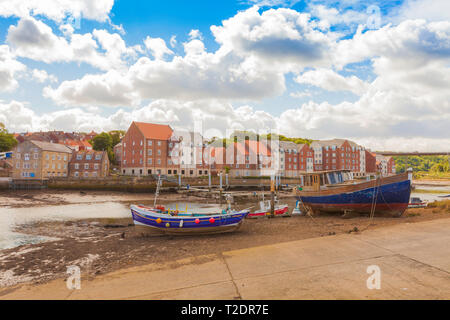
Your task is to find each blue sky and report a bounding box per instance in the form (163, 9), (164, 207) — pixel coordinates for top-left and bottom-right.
(0, 0), (449, 151)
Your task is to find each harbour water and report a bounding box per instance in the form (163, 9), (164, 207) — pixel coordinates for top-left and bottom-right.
(0, 201), (224, 250)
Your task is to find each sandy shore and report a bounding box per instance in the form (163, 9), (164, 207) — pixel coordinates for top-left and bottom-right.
(0, 190), (449, 291)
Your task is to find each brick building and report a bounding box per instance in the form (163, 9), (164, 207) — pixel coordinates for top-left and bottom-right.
(310, 139), (362, 175)
(12, 140), (72, 179)
(375, 154), (396, 176)
(69, 150), (110, 178)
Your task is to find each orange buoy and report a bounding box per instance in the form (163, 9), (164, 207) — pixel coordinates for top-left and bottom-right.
(195, 218), (200, 224)
(209, 218), (215, 224)
(156, 218), (162, 224)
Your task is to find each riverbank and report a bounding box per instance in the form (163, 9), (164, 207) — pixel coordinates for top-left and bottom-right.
(1, 216), (449, 300)
(0, 195), (449, 290)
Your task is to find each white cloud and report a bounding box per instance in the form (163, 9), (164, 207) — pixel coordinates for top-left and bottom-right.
(395, 0), (450, 23)
(144, 36), (174, 60)
(0, 45), (26, 92)
(7, 17), (139, 71)
(0, 0), (114, 22)
(188, 29), (203, 40)
(295, 68), (370, 95)
(170, 35), (177, 48)
(43, 70), (139, 107)
(31, 69), (58, 83)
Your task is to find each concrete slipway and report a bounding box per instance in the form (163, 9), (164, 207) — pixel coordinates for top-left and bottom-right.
(1, 218), (449, 300)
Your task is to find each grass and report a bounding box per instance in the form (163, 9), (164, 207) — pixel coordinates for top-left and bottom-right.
(414, 189), (450, 194)
(426, 200), (450, 213)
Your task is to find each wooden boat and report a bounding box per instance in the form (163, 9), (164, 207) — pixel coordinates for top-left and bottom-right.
(131, 204), (249, 234)
(294, 169), (413, 217)
(408, 197), (427, 208)
(130, 174), (248, 234)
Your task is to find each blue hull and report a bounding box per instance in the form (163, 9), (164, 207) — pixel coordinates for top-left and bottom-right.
(131, 205), (248, 234)
(297, 179), (411, 216)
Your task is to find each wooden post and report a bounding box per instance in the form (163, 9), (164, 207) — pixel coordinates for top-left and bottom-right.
(208, 171), (211, 192)
(270, 175), (275, 218)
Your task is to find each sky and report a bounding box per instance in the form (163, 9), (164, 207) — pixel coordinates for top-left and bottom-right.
(0, 0), (449, 151)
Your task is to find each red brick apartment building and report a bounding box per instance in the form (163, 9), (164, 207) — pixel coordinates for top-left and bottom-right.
(121, 122), (209, 177)
(310, 139), (363, 174)
(69, 150), (110, 178)
(278, 141), (314, 176)
(376, 154), (396, 176)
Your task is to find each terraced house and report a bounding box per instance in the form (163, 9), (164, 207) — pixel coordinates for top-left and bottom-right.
(12, 140), (72, 179)
(69, 150), (110, 178)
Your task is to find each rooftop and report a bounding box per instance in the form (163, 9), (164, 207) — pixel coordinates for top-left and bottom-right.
(134, 122), (173, 140)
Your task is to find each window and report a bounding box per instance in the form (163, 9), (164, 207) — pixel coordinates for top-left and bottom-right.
(168, 159), (172, 165)
(64, 155), (67, 161)
(86, 154), (92, 160)
(168, 170), (172, 174)
(75, 172), (79, 177)
(84, 163), (89, 169)
(123, 160), (126, 165)
(157, 159), (161, 165)
(157, 150), (161, 155)
(52, 164), (55, 169)
(92, 172), (97, 177)
(148, 140), (152, 146)
(94, 164), (99, 170)
(16, 153), (21, 159)
(148, 149), (152, 156)
(57, 155), (61, 160)
(95, 154), (101, 160)
(204, 170), (208, 175)
(123, 143), (126, 147)
(190, 170), (193, 175)
(148, 158), (152, 164)
(24, 154), (30, 161)
(77, 154), (83, 160)
(157, 141), (161, 146)
(199, 170), (202, 175)
(33, 153), (38, 159)
(57, 163), (61, 169)
(16, 162), (20, 169)
(148, 169), (152, 174)
(46, 154), (49, 160)
(52, 155), (56, 160)
(169, 143), (173, 148)
(64, 164), (67, 169)
(140, 140), (143, 146)
(84, 172), (89, 177)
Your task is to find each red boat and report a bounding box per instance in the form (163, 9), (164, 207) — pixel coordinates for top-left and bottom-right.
(247, 200), (289, 218)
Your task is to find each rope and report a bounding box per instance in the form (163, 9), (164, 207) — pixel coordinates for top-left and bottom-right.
(361, 175), (381, 231)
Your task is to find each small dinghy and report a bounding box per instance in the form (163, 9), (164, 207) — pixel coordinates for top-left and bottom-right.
(247, 197), (289, 219)
(408, 197), (428, 208)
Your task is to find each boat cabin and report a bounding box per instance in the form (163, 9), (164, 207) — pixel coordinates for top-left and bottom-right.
(299, 170), (354, 192)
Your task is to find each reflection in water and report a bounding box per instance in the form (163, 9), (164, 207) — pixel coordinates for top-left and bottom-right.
(0, 202), (224, 250)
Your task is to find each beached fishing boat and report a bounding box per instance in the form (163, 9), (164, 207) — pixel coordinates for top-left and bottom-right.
(294, 169), (413, 217)
(130, 175), (248, 234)
(131, 205), (249, 234)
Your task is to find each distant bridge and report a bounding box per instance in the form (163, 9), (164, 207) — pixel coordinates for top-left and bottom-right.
(377, 152), (450, 156)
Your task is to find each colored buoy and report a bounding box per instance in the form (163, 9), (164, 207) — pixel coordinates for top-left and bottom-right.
(209, 218), (215, 224)
(165, 222), (170, 228)
(195, 218), (200, 224)
(156, 218), (162, 224)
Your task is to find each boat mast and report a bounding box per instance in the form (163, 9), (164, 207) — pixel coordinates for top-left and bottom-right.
(154, 174), (162, 207)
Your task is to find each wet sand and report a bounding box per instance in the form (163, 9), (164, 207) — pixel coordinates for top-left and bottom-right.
(0, 190), (449, 291)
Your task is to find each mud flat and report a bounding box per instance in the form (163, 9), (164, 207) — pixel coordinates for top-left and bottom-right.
(0, 194), (449, 292)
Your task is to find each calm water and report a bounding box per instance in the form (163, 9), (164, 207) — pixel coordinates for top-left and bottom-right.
(0, 202), (225, 250)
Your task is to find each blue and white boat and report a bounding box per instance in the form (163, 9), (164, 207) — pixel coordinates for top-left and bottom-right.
(294, 169), (413, 217)
(131, 204), (249, 234)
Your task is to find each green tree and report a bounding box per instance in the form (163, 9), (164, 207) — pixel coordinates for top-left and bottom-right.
(92, 132), (113, 151)
(92, 132), (116, 163)
(0, 122), (18, 152)
(109, 130), (125, 147)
